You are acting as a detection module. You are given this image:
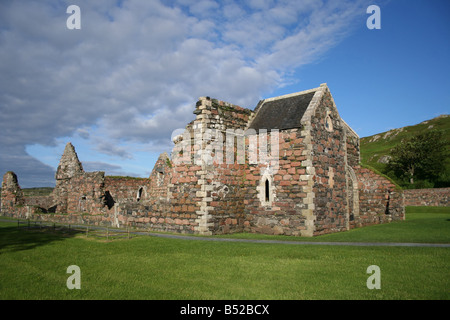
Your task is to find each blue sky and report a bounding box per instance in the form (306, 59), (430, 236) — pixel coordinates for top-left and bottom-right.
(1, 0), (449, 187)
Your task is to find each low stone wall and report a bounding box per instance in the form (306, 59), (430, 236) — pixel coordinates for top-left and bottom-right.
(1, 210), (115, 227)
(354, 167), (405, 228)
(404, 188), (449, 207)
(23, 196), (54, 209)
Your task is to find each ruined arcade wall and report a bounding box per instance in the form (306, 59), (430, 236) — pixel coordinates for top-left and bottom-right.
(104, 177), (150, 205)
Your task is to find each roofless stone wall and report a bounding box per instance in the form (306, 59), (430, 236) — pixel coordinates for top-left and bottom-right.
(1, 171), (25, 213)
(1, 84), (406, 237)
(355, 167), (404, 227)
(104, 177), (150, 205)
(193, 97), (252, 234)
(169, 97), (254, 234)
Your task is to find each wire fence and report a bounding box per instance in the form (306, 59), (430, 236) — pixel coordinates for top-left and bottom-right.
(15, 219), (133, 241)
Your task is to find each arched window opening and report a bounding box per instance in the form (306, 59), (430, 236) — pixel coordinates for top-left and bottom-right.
(137, 187), (143, 202)
(265, 179), (270, 202)
(325, 114), (333, 132)
(104, 191), (115, 210)
(385, 190), (391, 215)
(258, 172), (274, 207)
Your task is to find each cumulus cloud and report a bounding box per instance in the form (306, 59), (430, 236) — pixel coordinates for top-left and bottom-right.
(0, 0), (370, 187)
(94, 140), (134, 160)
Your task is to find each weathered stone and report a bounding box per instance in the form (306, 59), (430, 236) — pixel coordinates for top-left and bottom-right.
(1, 171), (25, 212)
(404, 188), (449, 207)
(55, 142), (84, 180)
(1, 84), (405, 237)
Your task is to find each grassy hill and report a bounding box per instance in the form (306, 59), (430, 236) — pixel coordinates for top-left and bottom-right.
(360, 114), (450, 188)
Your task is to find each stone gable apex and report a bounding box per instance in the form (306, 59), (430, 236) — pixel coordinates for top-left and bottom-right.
(55, 142), (84, 180)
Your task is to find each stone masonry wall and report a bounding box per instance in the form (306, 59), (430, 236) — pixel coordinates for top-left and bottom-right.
(209, 163), (247, 234)
(63, 172), (106, 215)
(403, 188), (449, 207)
(1, 171), (54, 219)
(190, 97), (253, 234)
(309, 87), (348, 236)
(104, 177), (151, 205)
(112, 97), (255, 235)
(197, 98), (253, 234)
(113, 153), (199, 233)
(243, 129), (309, 236)
(355, 167), (404, 228)
(23, 196), (55, 211)
(344, 123), (360, 168)
(1, 171), (25, 212)
(1, 87), (407, 237)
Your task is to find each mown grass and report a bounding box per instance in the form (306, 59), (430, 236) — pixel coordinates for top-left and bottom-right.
(215, 206), (450, 244)
(0, 207), (449, 300)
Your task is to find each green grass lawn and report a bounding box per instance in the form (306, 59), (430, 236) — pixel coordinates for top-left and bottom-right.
(214, 206), (450, 244)
(0, 207), (449, 300)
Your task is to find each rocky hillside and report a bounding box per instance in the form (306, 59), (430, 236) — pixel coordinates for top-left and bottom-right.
(360, 114), (450, 187)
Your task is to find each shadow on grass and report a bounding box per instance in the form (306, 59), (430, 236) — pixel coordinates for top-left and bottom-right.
(0, 225), (83, 253)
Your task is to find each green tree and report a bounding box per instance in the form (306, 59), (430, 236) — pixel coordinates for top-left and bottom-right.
(386, 130), (447, 186)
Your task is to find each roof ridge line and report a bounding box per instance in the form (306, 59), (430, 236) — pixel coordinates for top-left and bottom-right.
(262, 86), (321, 103)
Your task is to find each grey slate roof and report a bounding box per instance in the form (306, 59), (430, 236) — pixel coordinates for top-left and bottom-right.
(248, 91), (315, 130)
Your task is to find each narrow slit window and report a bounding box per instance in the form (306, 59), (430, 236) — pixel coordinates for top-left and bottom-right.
(325, 114), (333, 132)
(137, 187), (143, 202)
(265, 179), (270, 202)
(385, 191), (391, 215)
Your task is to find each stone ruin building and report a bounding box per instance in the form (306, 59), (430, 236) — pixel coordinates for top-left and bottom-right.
(1, 84), (404, 236)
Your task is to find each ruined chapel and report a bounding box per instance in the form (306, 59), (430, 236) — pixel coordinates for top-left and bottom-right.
(1, 84), (404, 236)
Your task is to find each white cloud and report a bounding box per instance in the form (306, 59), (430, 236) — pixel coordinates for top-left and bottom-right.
(0, 0), (370, 187)
(94, 140), (134, 160)
(82, 161), (138, 177)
